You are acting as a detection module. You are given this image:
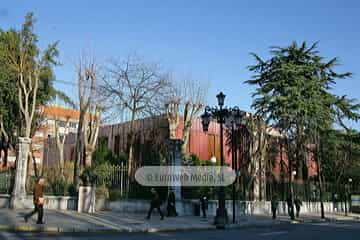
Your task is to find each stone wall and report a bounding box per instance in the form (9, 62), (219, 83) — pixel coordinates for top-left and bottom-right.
(102, 199), (347, 216)
(0, 194), (10, 208)
(2, 195), (76, 210)
(1, 194), (350, 215)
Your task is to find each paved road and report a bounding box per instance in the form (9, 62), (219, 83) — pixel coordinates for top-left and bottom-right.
(0, 221), (359, 240)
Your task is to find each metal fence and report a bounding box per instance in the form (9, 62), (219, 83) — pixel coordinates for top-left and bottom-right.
(94, 164), (167, 200)
(26, 176), (76, 196)
(265, 181), (355, 202)
(94, 163), (128, 188)
(93, 164), (355, 202)
(0, 170), (14, 194)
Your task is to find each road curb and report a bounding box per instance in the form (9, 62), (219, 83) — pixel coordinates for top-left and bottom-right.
(0, 221), (286, 234)
(0, 223), (217, 234)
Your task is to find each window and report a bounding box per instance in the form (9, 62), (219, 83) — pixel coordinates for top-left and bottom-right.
(58, 121), (67, 128)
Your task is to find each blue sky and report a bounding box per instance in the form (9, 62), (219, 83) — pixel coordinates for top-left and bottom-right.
(1, 0), (359, 128)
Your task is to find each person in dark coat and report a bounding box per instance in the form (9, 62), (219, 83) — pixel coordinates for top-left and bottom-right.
(286, 196), (294, 219)
(294, 196), (302, 218)
(200, 194), (208, 218)
(271, 194), (279, 219)
(167, 188), (178, 217)
(24, 178), (45, 224)
(146, 188), (164, 220)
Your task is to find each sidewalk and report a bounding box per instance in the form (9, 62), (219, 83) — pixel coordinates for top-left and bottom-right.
(297, 212), (360, 222)
(0, 209), (358, 233)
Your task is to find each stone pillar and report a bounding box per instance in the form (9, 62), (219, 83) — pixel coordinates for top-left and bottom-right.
(78, 186), (95, 214)
(10, 137), (31, 209)
(167, 139), (184, 214)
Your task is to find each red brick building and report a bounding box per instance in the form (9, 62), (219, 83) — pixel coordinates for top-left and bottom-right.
(99, 115), (318, 182)
(0, 105), (80, 174)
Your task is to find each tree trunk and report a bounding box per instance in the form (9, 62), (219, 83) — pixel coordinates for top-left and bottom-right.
(74, 111), (85, 186)
(169, 123), (177, 139)
(181, 126), (190, 157)
(166, 100), (180, 139)
(317, 137), (325, 219)
(59, 145), (65, 177)
(127, 110), (136, 178)
(55, 119), (67, 179)
(287, 138), (295, 220)
(0, 120), (9, 167)
(85, 151), (92, 167)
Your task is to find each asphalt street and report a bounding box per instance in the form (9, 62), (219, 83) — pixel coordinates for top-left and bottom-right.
(0, 221), (359, 240)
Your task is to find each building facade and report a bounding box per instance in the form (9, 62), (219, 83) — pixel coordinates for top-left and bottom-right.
(0, 105), (80, 174)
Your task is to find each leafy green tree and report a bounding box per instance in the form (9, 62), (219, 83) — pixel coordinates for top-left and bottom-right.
(0, 13), (74, 168)
(321, 129), (360, 186)
(92, 138), (127, 166)
(246, 41), (359, 219)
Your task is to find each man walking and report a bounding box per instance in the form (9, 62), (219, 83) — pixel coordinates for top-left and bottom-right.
(286, 195), (294, 219)
(146, 188), (164, 220)
(167, 188), (178, 217)
(200, 193), (208, 218)
(294, 196), (302, 218)
(271, 194), (279, 219)
(24, 178), (45, 224)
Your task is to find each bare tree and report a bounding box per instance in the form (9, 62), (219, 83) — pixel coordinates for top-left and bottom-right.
(248, 115), (268, 200)
(100, 54), (171, 176)
(6, 44), (58, 138)
(83, 104), (101, 167)
(165, 98), (180, 139)
(0, 120), (9, 167)
(166, 76), (206, 157)
(54, 117), (70, 178)
(73, 53), (97, 186)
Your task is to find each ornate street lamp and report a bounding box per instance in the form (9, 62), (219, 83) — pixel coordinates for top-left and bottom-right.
(200, 92), (243, 228)
(216, 92), (226, 107)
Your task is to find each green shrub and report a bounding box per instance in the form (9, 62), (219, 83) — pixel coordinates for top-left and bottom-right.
(80, 166), (97, 186)
(184, 154), (201, 166)
(93, 138), (128, 166)
(93, 163), (112, 179)
(48, 179), (67, 196)
(108, 188), (122, 201)
(95, 185), (109, 199)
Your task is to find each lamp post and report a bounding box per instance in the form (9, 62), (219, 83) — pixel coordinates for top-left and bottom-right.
(200, 92), (244, 228)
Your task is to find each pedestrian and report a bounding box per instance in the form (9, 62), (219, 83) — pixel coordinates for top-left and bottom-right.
(167, 188), (178, 217)
(286, 195), (294, 218)
(271, 194), (279, 219)
(24, 178), (45, 224)
(294, 196), (302, 218)
(200, 193), (208, 218)
(146, 188), (164, 220)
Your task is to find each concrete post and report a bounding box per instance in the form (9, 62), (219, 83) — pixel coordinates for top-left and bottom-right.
(10, 137), (31, 209)
(78, 186), (95, 214)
